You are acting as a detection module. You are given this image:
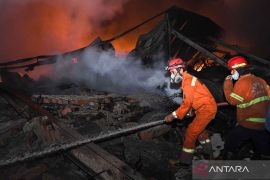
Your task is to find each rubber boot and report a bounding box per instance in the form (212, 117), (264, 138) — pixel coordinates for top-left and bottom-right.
(169, 151), (193, 169)
(169, 160), (190, 169)
(202, 142), (213, 159)
(179, 151), (193, 165)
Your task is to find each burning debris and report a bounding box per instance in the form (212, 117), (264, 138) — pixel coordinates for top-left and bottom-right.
(0, 5), (270, 180)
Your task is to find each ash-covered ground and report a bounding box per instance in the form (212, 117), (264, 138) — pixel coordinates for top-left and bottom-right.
(0, 76), (200, 180)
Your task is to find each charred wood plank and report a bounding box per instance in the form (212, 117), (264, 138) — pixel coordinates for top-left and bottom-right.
(29, 116), (61, 144)
(9, 164), (48, 180)
(0, 118), (26, 135)
(0, 92), (30, 119)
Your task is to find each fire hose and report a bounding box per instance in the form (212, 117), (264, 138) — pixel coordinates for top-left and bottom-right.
(0, 98), (229, 167)
(0, 119), (166, 168)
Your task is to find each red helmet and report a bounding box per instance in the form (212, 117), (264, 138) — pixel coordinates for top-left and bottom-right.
(227, 56), (248, 70)
(166, 58), (186, 71)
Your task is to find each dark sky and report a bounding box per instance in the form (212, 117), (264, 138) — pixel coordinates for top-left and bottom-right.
(1, 0), (270, 62)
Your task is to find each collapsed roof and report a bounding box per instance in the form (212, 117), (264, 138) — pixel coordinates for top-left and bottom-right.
(129, 6), (223, 64)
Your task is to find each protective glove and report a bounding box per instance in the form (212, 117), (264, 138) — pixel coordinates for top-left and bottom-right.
(225, 75), (232, 80)
(186, 108), (195, 118)
(165, 114), (175, 123)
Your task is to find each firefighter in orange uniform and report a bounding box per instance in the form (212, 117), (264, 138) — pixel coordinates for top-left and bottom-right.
(223, 56), (270, 159)
(165, 58), (217, 165)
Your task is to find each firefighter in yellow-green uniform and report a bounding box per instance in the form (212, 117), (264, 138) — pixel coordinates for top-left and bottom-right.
(223, 56), (270, 159)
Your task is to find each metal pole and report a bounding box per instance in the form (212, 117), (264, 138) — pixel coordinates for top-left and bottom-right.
(0, 120), (166, 167)
(209, 37), (270, 67)
(172, 30), (228, 68)
(166, 12), (171, 60)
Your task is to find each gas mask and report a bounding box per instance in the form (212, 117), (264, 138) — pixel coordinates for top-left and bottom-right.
(232, 70), (239, 80)
(170, 73), (183, 83)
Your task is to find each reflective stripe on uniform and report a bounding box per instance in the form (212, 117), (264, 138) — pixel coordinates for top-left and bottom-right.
(246, 118), (266, 123)
(231, 63), (247, 69)
(172, 111), (178, 118)
(191, 76), (197, 87)
(200, 139), (210, 144)
(182, 147), (195, 153)
(237, 96), (270, 108)
(230, 92), (244, 102)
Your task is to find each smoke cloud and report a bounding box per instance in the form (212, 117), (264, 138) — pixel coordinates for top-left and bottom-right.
(1, 0), (270, 81)
(0, 0), (129, 61)
(52, 48), (168, 94)
(1, 0), (270, 62)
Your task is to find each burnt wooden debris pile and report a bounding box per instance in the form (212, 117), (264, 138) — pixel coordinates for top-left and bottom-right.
(0, 77), (184, 180)
(1, 6), (270, 180)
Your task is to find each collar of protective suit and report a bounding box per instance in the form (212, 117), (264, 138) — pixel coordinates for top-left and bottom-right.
(238, 73), (252, 80)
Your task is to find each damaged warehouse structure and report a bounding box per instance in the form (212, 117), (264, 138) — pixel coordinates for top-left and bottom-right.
(0, 6), (270, 180)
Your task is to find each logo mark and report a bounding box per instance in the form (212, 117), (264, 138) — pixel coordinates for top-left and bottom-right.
(193, 161), (209, 177)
